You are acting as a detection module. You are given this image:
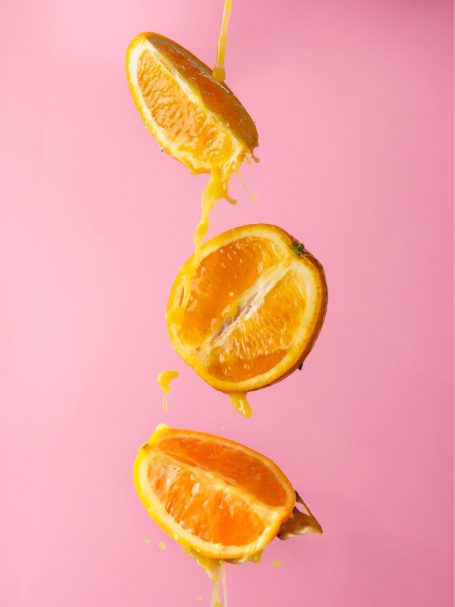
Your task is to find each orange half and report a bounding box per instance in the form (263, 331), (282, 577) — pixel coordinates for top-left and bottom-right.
(126, 32), (258, 174)
(167, 224), (328, 395)
(134, 425), (317, 560)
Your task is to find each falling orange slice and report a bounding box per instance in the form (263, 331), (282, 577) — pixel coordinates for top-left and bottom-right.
(126, 32), (258, 174)
(166, 224), (328, 406)
(134, 425), (322, 560)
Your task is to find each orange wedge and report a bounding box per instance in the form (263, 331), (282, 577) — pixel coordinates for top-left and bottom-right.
(134, 425), (321, 560)
(167, 224), (328, 396)
(126, 32), (258, 174)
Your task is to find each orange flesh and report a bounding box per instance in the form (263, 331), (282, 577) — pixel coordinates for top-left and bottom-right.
(148, 457), (266, 545)
(159, 435), (289, 507)
(138, 428), (297, 551)
(180, 237), (282, 346)
(137, 50), (240, 169)
(147, 35), (257, 151)
(207, 269), (306, 381)
(176, 236), (308, 382)
(135, 427), (322, 557)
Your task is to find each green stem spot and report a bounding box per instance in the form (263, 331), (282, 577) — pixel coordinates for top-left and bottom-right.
(291, 241), (306, 257)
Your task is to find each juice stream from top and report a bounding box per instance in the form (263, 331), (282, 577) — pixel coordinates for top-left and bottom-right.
(213, 0), (233, 82)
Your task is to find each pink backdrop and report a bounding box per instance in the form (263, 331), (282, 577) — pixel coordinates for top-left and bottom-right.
(0, 0), (453, 605)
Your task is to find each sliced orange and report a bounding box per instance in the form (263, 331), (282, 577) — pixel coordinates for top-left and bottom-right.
(126, 32), (258, 174)
(167, 224), (328, 397)
(134, 425), (321, 560)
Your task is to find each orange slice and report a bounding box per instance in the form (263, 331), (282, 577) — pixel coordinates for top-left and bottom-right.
(166, 224), (328, 400)
(125, 32), (258, 174)
(134, 425), (321, 560)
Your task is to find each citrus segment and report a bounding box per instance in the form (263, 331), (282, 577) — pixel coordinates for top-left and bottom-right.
(158, 433), (290, 507)
(180, 236), (282, 346)
(167, 224), (327, 395)
(134, 425), (298, 559)
(207, 269), (307, 382)
(147, 457), (265, 545)
(126, 32), (258, 173)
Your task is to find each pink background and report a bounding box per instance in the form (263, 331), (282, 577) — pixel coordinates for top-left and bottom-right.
(0, 0), (453, 605)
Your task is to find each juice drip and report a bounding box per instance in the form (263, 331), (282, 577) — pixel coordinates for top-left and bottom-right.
(220, 561), (228, 607)
(209, 561), (225, 607)
(194, 170), (237, 264)
(213, 0), (233, 82)
(183, 549), (228, 607)
(167, 166), (237, 327)
(157, 370), (179, 411)
(228, 393), (252, 418)
(237, 168), (257, 201)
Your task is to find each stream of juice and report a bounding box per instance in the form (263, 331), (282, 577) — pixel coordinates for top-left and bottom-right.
(213, 0), (232, 81)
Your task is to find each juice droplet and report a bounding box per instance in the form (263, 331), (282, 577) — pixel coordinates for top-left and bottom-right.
(272, 559), (282, 567)
(213, 0), (233, 82)
(143, 538), (151, 544)
(196, 596), (203, 602)
(158, 541), (167, 551)
(237, 169), (257, 201)
(249, 550), (263, 563)
(228, 393), (252, 417)
(157, 371), (179, 411)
